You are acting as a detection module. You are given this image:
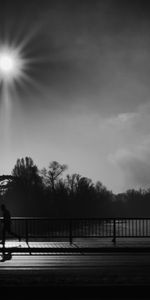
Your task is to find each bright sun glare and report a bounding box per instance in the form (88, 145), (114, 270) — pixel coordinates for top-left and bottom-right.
(0, 46), (25, 85)
(0, 54), (14, 72)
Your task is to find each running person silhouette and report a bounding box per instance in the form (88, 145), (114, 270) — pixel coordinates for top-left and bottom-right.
(1, 204), (21, 247)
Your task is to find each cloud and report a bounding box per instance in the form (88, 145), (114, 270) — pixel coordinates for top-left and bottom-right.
(108, 136), (150, 190)
(107, 103), (150, 190)
(110, 146), (150, 190)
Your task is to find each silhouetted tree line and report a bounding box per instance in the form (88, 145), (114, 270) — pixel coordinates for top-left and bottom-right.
(1, 156), (150, 217)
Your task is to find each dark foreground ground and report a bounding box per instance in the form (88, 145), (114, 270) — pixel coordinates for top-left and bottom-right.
(1, 251), (150, 299)
(1, 239), (150, 299)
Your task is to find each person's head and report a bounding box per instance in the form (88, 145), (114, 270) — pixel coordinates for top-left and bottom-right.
(1, 204), (6, 212)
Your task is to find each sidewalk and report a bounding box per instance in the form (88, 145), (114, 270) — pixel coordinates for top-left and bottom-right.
(1, 237), (150, 253)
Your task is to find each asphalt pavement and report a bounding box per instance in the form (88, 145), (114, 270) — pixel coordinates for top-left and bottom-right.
(0, 252), (150, 296)
(1, 240), (150, 299)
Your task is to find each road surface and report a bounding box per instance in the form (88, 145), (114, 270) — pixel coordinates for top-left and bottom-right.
(0, 251), (150, 299)
(0, 251), (150, 285)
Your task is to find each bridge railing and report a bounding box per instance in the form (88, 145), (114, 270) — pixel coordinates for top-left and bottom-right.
(1, 217), (150, 245)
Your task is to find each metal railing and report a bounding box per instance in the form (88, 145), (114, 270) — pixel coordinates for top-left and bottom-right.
(1, 217), (150, 245)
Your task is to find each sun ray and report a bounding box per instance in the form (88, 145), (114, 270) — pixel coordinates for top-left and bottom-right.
(1, 16), (42, 52)
(16, 71), (45, 96)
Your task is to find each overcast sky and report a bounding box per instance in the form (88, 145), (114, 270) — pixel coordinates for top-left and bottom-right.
(0, 0), (150, 193)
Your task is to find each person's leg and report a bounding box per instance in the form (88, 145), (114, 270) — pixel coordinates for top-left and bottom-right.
(2, 226), (6, 257)
(2, 226), (6, 247)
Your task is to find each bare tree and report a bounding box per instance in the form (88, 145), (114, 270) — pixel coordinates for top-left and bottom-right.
(41, 161), (67, 192)
(66, 173), (81, 194)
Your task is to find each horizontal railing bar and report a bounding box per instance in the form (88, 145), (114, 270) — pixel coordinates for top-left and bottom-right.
(0, 217), (118, 221)
(1, 217), (150, 220)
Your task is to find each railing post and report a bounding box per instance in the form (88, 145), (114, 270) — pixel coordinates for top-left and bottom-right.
(69, 219), (73, 245)
(25, 219), (29, 245)
(112, 218), (116, 245)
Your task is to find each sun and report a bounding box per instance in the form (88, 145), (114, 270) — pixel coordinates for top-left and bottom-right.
(0, 45), (26, 85)
(0, 53), (15, 73)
